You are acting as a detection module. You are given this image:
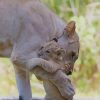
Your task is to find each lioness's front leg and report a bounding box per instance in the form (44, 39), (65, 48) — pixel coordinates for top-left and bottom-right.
(14, 65), (32, 100)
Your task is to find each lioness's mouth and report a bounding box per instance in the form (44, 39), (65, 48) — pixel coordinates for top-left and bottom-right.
(64, 64), (72, 75)
(65, 63), (70, 68)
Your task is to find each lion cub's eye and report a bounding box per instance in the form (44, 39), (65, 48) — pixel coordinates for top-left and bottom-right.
(46, 50), (50, 53)
(57, 52), (61, 56)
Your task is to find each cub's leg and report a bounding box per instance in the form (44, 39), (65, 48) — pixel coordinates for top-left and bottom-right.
(50, 70), (75, 100)
(43, 81), (65, 100)
(32, 67), (74, 100)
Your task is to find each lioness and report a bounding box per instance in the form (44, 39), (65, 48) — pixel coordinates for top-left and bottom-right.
(0, 0), (79, 99)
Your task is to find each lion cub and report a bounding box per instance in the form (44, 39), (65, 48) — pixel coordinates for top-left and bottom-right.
(38, 39), (71, 75)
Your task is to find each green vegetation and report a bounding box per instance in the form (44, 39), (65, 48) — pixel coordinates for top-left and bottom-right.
(0, 0), (100, 96)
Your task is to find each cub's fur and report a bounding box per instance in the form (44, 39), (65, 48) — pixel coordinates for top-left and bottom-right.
(38, 40), (72, 75)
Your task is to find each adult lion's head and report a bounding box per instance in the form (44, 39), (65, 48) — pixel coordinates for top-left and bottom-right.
(59, 21), (80, 74)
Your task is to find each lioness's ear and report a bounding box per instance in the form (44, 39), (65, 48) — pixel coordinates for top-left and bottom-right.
(64, 21), (76, 37)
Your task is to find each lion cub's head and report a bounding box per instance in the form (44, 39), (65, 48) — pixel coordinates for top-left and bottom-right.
(38, 40), (65, 62)
(38, 39), (75, 75)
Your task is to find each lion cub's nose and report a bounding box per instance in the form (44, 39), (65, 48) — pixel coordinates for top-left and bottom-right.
(38, 51), (43, 57)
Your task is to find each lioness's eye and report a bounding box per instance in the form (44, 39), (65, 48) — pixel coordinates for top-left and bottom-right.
(39, 46), (44, 51)
(71, 52), (78, 60)
(71, 52), (76, 58)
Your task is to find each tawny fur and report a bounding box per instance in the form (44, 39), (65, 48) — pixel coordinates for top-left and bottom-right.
(0, 0), (79, 100)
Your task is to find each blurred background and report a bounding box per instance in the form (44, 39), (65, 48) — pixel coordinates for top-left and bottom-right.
(0, 0), (100, 98)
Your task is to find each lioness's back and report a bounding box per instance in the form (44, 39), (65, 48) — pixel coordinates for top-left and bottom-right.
(0, 0), (55, 40)
(0, 0), (44, 40)
(0, 0), (65, 45)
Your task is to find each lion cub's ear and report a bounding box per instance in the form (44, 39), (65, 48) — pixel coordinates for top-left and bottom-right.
(64, 21), (76, 37)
